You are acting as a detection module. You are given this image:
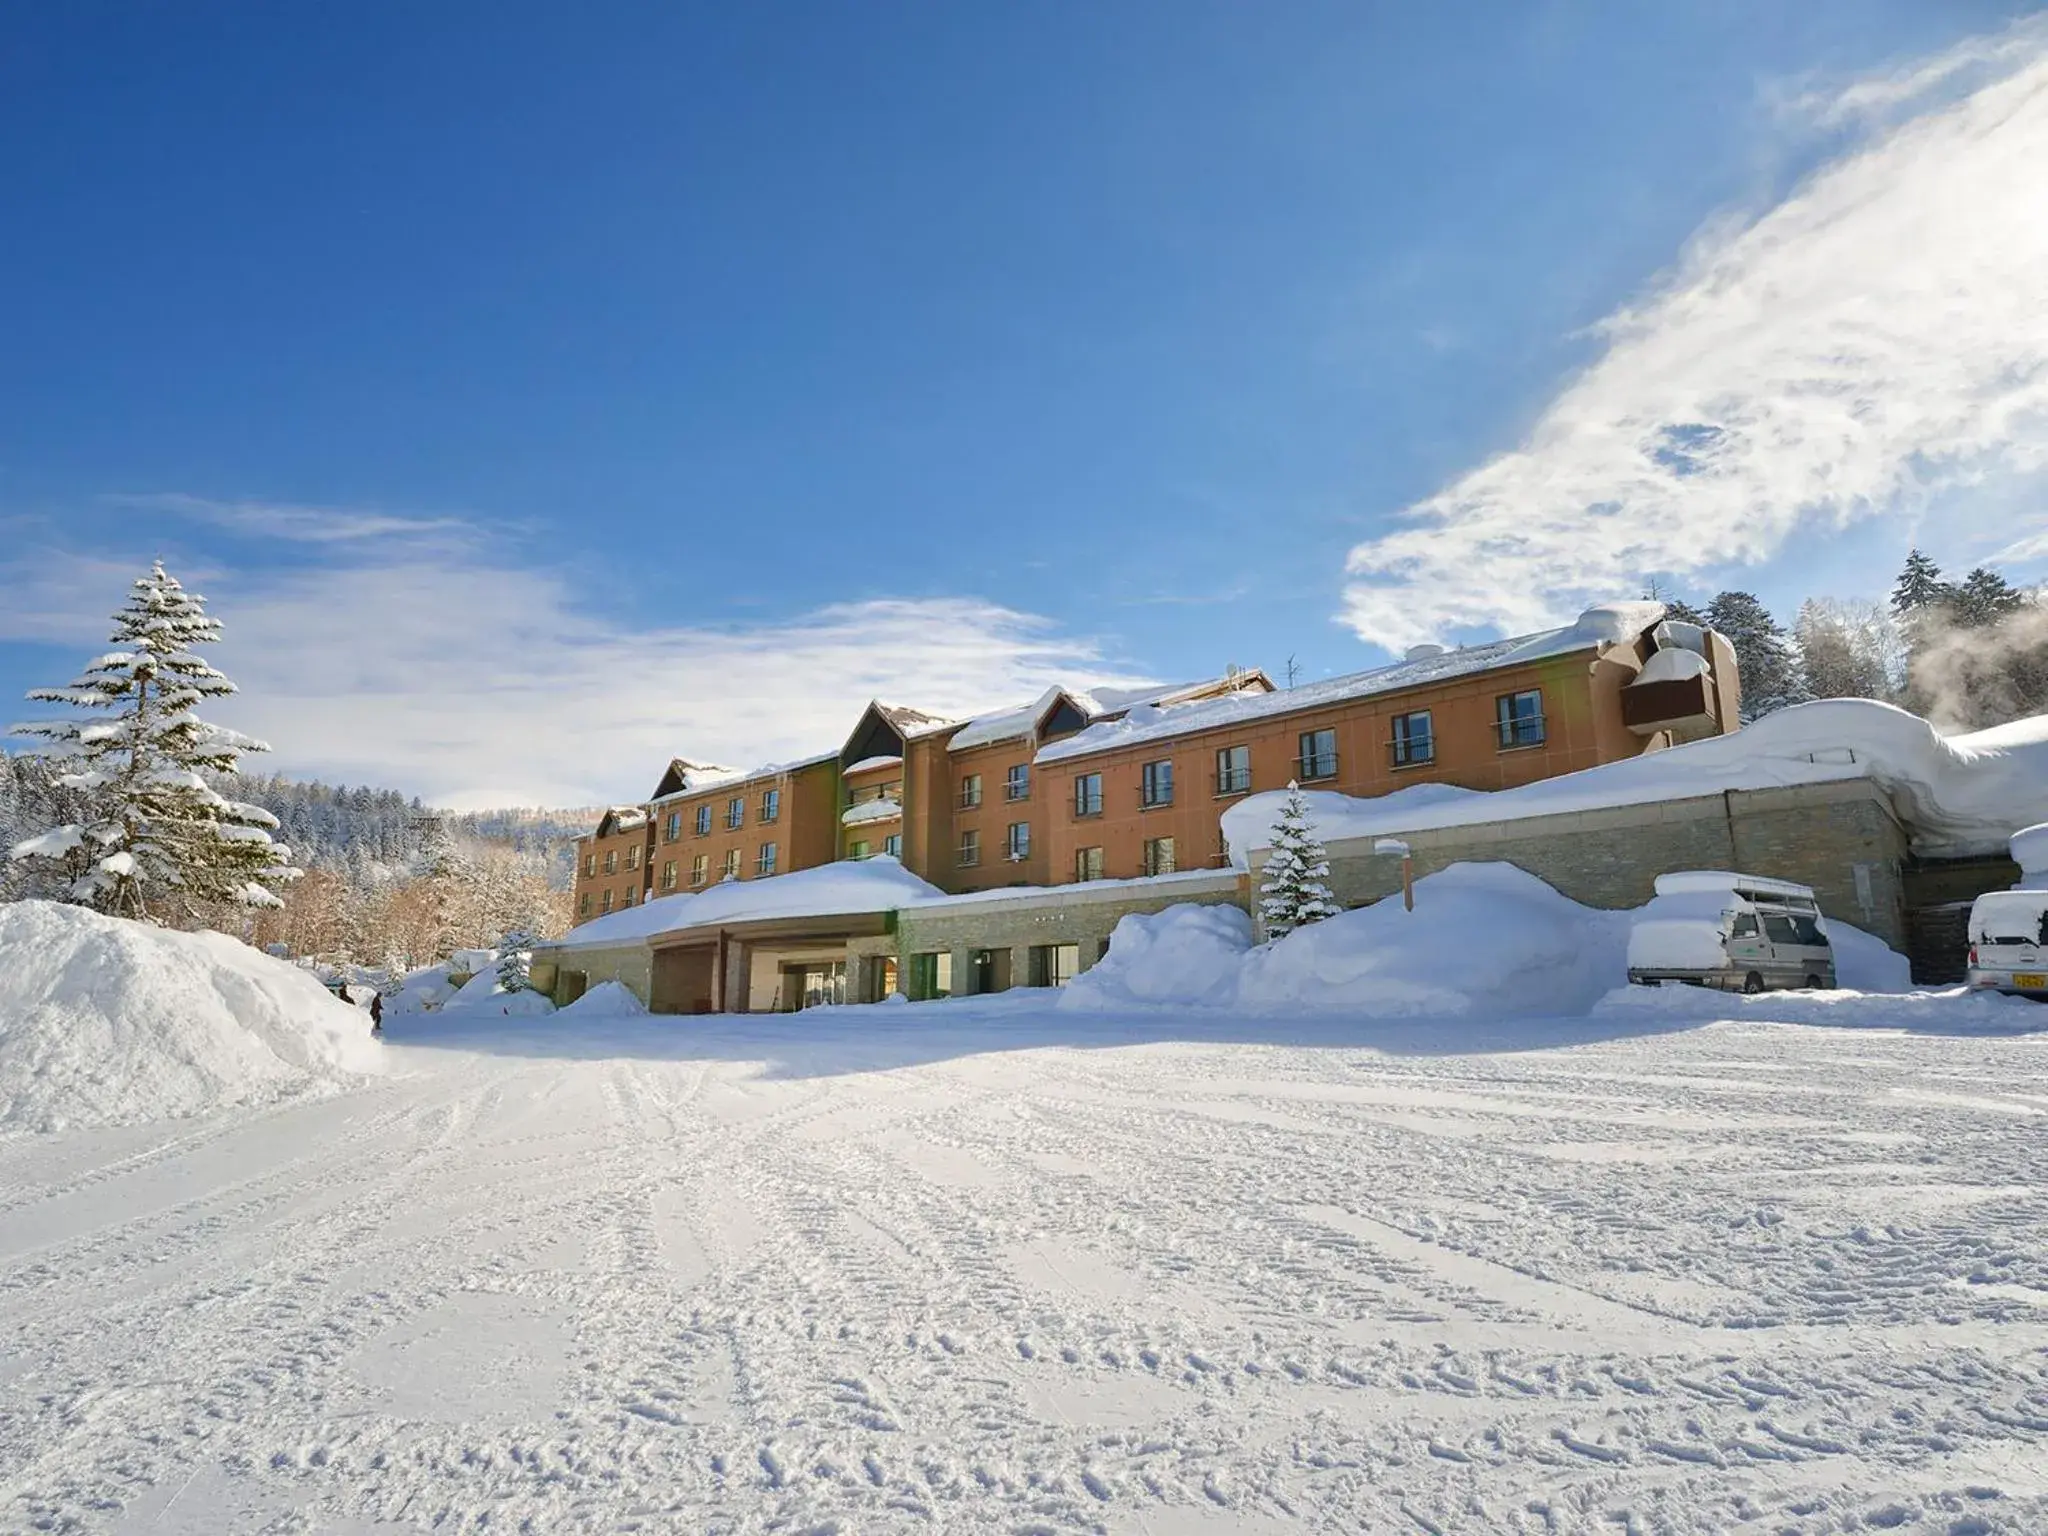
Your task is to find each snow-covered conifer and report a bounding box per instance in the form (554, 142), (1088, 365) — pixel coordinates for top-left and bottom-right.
(1258, 782), (1342, 941)
(7, 562), (299, 920)
(1704, 590), (1809, 722)
(497, 927), (536, 992)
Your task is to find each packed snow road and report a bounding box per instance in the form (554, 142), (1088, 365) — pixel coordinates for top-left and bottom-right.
(3, 999), (2046, 1534)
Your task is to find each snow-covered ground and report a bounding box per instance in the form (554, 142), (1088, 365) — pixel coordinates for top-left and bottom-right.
(4, 991), (2046, 1533)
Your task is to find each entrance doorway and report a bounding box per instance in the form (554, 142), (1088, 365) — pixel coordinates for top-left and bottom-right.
(784, 960), (847, 1011)
(970, 947), (1012, 994)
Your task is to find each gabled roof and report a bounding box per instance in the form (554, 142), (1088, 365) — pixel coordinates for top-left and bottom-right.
(650, 758), (745, 800)
(945, 671), (1276, 755)
(592, 805), (649, 838)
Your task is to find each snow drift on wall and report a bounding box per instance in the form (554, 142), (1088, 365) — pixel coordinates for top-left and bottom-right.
(0, 901), (383, 1133)
(1223, 701), (2048, 863)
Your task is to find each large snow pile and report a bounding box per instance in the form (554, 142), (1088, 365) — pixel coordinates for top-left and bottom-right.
(2012, 822), (2048, 890)
(1224, 700), (2048, 862)
(1063, 865), (1631, 1019)
(1238, 863), (1629, 1017)
(559, 980), (647, 1017)
(545, 855), (946, 951)
(1830, 921), (1914, 992)
(441, 967), (556, 1017)
(0, 901), (381, 1133)
(386, 963), (460, 1017)
(1057, 904), (1253, 1010)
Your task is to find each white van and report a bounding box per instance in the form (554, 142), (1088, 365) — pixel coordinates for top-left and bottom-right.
(1965, 890), (2048, 1001)
(1627, 872), (1837, 994)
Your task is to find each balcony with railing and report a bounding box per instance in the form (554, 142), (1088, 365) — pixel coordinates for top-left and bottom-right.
(1292, 752), (1339, 783)
(1621, 651), (1721, 742)
(1213, 767), (1253, 798)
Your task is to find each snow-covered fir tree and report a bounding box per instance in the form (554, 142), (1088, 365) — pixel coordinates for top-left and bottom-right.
(496, 927), (536, 992)
(1891, 548), (1949, 616)
(1259, 783), (1342, 941)
(6, 562), (299, 920)
(1704, 590), (1809, 722)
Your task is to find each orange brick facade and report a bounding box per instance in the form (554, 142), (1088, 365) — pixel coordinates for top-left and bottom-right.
(572, 614), (1741, 924)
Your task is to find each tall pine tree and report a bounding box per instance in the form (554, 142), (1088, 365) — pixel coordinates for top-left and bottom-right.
(1891, 548), (1949, 615)
(1704, 591), (1809, 722)
(6, 562), (299, 920)
(1258, 783), (1342, 940)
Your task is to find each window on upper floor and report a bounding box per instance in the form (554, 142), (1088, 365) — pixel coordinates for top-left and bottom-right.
(600, 889), (614, 914)
(579, 892), (592, 915)
(1391, 710), (1434, 767)
(1073, 772), (1103, 817)
(882, 833), (901, 858)
(695, 805), (712, 837)
(691, 854), (708, 886)
(1005, 822), (1030, 861)
(959, 773), (982, 810)
(761, 787), (781, 823)
(625, 844), (640, 870)
(957, 828), (981, 867)
(603, 849), (617, 875)
(1075, 846), (1104, 882)
(718, 848), (741, 878)
(1215, 744), (1251, 796)
(1004, 764), (1030, 802)
(1297, 728), (1338, 782)
(756, 842), (778, 876)
(1143, 836), (1176, 877)
(726, 797), (745, 830)
(621, 887), (635, 907)
(1141, 758), (1174, 808)
(660, 860), (677, 891)
(582, 853), (595, 878)
(848, 839), (870, 860)
(1496, 690), (1546, 750)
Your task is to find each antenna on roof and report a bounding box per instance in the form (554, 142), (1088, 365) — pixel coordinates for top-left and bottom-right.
(1285, 654), (1300, 689)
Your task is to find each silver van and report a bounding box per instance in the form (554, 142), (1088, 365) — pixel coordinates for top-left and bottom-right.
(1627, 872), (1838, 993)
(1966, 891), (2048, 1000)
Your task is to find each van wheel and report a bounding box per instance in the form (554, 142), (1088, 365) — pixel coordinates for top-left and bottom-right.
(1743, 972), (1765, 995)
(1804, 974), (1822, 991)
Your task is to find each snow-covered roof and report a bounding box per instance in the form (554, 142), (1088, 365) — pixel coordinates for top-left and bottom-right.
(1222, 700), (2048, 863)
(540, 857), (946, 951)
(1037, 604), (1665, 766)
(843, 755), (903, 776)
(841, 797), (902, 827)
(871, 702), (960, 740)
(649, 750), (838, 805)
(594, 805), (648, 836)
(902, 867), (1241, 913)
(945, 674), (1272, 755)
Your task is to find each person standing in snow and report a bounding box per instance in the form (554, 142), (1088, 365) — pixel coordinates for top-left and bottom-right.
(369, 990), (383, 1038)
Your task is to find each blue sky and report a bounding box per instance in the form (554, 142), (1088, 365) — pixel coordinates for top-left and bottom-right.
(3, 2), (2044, 805)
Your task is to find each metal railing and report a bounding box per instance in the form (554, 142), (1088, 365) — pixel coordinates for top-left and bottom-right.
(957, 845), (981, 867)
(1494, 714), (1547, 750)
(1003, 781), (1031, 803)
(1293, 754), (1339, 782)
(1213, 768), (1253, 797)
(1388, 738), (1435, 768)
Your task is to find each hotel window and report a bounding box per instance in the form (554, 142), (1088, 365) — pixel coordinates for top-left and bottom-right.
(1140, 759), (1174, 808)
(1075, 846), (1105, 882)
(1298, 728), (1338, 781)
(579, 893), (592, 915)
(957, 829), (981, 867)
(761, 787), (781, 824)
(582, 853), (595, 878)
(1029, 943), (1080, 988)
(756, 842), (778, 876)
(664, 811), (681, 842)
(695, 805), (712, 836)
(883, 833), (901, 858)
(720, 848), (741, 879)
(1005, 822), (1030, 861)
(1004, 764), (1030, 802)
(621, 887), (635, 907)
(600, 889), (614, 914)
(959, 773), (982, 810)
(1143, 836), (1176, 877)
(690, 854), (708, 886)
(603, 849), (617, 875)
(1073, 772), (1103, 818)
(1391, 710), (1434, 767)
(1216, 744), (1252, 796)
(1496, 689), (1546, 750)
(660, 860), (677, 891)
(848, 839), (871, 860)
(625, 844), (640, 870)
(726, 797), (745, 830)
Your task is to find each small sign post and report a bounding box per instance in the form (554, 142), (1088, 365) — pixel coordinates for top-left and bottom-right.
(1374, 838), (1414, 911)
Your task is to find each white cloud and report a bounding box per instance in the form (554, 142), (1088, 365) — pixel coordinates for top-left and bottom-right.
(104, 493), (483, 548)
(1, 542), (1152, 809)
(1341, 24), (2048, 650)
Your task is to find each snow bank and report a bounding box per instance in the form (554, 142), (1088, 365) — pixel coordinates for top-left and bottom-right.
(545, 856), (946, 951)
(1225, 700), (2048, 862)
(1830, 920), (1914, 992)
(1057, 904), (1253, 1010)
(442, 968), (555, 1017)
(559, 980), (647, 1017)
(1062, 865), (1629, 1019)
(387, 963), (460, 1016)
(2011, 822), (2048, 890)
(1237, 864), (1629, 1017)
(0, 901), (381, 1133)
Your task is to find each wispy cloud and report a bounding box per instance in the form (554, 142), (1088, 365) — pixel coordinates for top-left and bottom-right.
(1, 536), (1152, 809)
(1341, 23), (2048, 650)
(104, 492), (484, 548)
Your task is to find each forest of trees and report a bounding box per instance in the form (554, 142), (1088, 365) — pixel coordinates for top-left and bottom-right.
(2, 755), (592, 969)
(1660, 550), (2048, 731)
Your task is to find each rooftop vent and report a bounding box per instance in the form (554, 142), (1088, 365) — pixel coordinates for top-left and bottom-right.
(1404, 643), (1447, 662)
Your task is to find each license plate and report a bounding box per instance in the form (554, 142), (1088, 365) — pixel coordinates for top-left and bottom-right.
(2016, 974), (2046, 989)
